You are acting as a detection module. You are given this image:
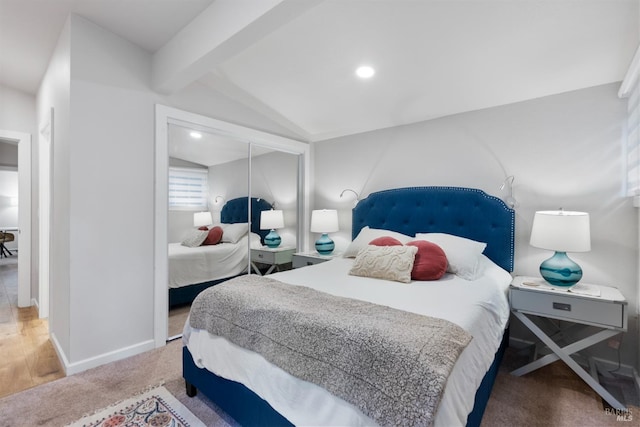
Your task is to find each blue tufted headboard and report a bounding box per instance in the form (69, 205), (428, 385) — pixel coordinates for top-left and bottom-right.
(220, 197), (274, 244)
(352, 187), (515, 272)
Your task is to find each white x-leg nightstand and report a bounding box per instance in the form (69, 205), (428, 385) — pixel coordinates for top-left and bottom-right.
(250, 247), (295, 276)
(509, 276), (628, 410)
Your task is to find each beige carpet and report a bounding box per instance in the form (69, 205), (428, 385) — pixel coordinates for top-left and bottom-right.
(0, 342), (637, 427)
(481, 348), (639, 427)
(0, 341), (236, 427)
(168, 304), (191, 338)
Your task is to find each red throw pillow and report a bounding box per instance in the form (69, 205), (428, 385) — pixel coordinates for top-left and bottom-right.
(197, 226), (208, 231)
(369, 236), (403, 246)
(406, 240), (447, 280)
(202, 226), (223, 245)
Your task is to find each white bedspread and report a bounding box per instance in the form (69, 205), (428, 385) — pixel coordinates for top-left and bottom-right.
(168, 233), (261, 288)
(184, 255), (512, 426)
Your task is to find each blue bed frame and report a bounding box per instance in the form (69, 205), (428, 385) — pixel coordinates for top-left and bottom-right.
(169, 197), (273, 308)
(183, 187), (515, 426)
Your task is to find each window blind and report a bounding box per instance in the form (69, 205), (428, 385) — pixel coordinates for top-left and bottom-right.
(168, 167), (208, 210)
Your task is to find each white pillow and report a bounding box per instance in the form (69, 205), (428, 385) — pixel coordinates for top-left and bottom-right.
(343, 226), (413, 258)
(414, 233), (487, 280)
(349, 245), (418, 283)
(181, 230), (208, 247)
(221, 222), (249, 243)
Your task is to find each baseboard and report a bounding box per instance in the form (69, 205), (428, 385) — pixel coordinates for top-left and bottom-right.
(508, 336), (535, 349)
(31, 297), (39, 312)
(49, 332), (70, 375)
(49, 333), (156, 376)
(590, 356), (638, 379)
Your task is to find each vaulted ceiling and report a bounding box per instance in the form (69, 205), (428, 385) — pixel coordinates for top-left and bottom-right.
(1, 0), (638, 143)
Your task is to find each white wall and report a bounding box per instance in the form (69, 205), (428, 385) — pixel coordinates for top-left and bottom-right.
(251, 151), (299, 247)
(313, 83), (638, 368)
(208, 157), (249, 204)
(37, 17), (71, 359)
(0, 85), (37, 133)
(37, 14), (304, 373)
(0, 141), (18, 167)
(208, 150), (299, 247)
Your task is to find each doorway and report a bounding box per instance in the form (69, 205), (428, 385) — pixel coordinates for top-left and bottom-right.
(0, 129), (31, 309)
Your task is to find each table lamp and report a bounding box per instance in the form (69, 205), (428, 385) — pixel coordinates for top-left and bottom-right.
(310, 209), (339, 255)
(260, 209), (284, 248)
(530, 210), (591, 287)
(193, 211), (213, 228)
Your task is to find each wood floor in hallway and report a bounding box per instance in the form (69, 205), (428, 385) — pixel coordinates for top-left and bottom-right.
(0, 257), (64, 398)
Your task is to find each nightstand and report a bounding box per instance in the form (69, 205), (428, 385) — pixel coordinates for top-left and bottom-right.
(509, 276), (628, 409)
(292, 251), (340, 269)
(250, 247), (296, 276)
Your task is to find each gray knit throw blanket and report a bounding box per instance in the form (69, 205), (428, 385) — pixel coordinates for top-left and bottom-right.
(190, 275), (472, 426)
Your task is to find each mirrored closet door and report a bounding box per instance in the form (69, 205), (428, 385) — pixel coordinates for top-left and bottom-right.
(155, 105), (310, 345)
(249, 144), (299, 275)
(166, 121), (249, 339)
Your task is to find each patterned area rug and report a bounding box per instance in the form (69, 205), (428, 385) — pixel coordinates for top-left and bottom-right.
(66, 386), (205, 427)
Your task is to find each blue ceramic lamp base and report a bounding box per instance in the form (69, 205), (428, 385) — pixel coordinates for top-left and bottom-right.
(540, 251), (582, 287)
(264, 229), (281, 248)
(315, 233), (335, 255)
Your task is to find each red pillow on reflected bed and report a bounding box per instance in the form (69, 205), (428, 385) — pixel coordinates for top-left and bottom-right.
(202, 226), (223, 245)
(406, 240), (448, 280)
(369, 236), (403, 246)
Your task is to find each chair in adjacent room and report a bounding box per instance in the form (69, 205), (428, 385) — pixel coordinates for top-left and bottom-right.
(0, 232), (14, 258)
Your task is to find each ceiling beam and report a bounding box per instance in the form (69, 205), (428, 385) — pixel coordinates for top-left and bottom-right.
(200, 72), (311, 141)
(152, 0), (322, 94)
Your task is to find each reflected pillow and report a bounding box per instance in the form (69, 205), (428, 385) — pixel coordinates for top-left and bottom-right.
(202, 226), (223, 245)
(414, 233), (486, 280)
(221, 223), (249, 244)
(181, 230), (208, 248)
(349, 245), (418, 283)
(406, 240), (447, 280)
(344, 227), (412, 258)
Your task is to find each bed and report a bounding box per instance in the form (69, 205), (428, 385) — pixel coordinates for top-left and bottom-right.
(168, 197), (273, 307)
(182, 186), (515, 426)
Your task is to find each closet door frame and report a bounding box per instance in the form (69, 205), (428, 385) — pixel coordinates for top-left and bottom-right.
(154, 105), (310, 347)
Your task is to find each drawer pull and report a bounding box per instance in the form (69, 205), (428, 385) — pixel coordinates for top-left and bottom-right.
(553, 302), (571, 311)
(258, 254), (264, 258)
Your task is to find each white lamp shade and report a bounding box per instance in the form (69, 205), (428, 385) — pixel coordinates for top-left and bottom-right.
(310, 209), (339, 233)
(193, 211), (213, 227)
(260, 209), (284, 230)
(530, 210), (591, 252)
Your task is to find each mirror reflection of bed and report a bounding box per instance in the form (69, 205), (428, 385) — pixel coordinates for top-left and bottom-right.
(166, 123), (299, 339)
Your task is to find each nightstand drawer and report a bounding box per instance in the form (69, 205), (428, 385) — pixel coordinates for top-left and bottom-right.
(510, 288), (625, 329)
(292, 254), (325, 268)
(251, 248), (294, 265)
(251, 250), (275, 264)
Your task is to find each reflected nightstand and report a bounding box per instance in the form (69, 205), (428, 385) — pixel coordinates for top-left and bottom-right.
(250, 247), (295, 276)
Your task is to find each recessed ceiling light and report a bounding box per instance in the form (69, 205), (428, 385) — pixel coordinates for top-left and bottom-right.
(355, 65), (375, 79)
(190, 131), (202, 139)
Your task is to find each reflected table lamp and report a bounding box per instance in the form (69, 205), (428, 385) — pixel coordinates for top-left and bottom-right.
(261, 209), (284, 248)
(193, 211), (213, 228)
(311, 209), (339, 255)
(530, 210), (591, 287)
